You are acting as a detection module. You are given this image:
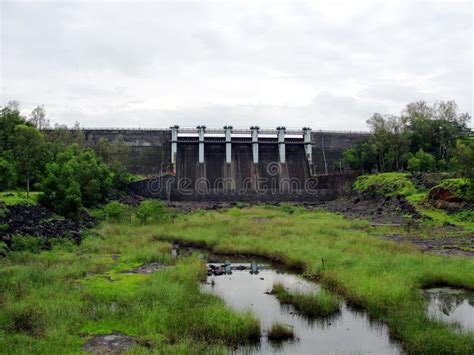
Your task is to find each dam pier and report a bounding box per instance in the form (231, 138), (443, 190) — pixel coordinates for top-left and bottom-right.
(81, 126), (370, 202)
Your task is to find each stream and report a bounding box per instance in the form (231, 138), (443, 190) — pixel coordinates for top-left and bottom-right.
(200, 255), (402, 354)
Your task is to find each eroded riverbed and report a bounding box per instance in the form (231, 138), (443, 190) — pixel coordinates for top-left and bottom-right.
(201, 256), (402, 354)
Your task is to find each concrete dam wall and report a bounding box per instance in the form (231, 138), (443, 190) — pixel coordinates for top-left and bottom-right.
(82, 127), (369, 202)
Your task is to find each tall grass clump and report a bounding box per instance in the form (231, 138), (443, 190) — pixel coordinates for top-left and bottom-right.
(135, 200), (170, 224)
(271, 283), (340, 318)
(267, 323), (294, 342)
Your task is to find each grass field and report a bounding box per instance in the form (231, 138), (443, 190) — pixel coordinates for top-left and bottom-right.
(0, 191), (41, 206)
(1, 204), (473, 354)
(0, 224), (259, 354)
(150, 206), (474, 354)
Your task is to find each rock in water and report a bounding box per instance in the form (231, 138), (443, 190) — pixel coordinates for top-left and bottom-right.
(83, 331), (136, 354)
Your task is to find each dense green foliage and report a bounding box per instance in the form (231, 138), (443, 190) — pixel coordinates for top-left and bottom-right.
(39, 146), (113, 217)
(12, 124), (47, 197)
(407, 149), (437, 172)
(342, 100), (472, 174)
(0, 158), (17, 190)
(0, 102), (133, 216)
(353, 172), (416, 198)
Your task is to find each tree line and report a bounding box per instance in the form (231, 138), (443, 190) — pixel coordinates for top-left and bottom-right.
(341, 100), (473, 180)
(0, 101), (132, 217)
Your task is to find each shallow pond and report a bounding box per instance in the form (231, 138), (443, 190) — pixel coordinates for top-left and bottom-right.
(425, 287), (474, 332)
(201, 256), (401, 354)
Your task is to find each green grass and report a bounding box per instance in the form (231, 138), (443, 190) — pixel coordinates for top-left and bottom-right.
(0, 225), (260, 353)
(405, 190), (474, 232)
(271, 282), (340, 318)
(1, 204), (473, 354)
(149, 206), (474, 354)
(354, 172), (416, 197)
(267, 323), (294, 342)
(0, 191), (42, 205)
(415, 205), (474, 232)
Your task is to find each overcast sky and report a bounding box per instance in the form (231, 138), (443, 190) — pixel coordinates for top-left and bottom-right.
(1, 1), (472, 130)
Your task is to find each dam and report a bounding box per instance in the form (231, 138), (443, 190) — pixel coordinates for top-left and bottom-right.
(82, 126), (370, 202)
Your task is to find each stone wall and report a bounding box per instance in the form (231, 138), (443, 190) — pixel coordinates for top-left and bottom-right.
(311, 131), (370, 174)
(83, 129), (171, 175)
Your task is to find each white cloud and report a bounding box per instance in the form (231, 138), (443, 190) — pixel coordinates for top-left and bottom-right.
(1, 1), (472, 129)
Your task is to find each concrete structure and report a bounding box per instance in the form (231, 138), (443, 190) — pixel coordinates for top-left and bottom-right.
(79, 127), (369, 175)
(73, 126), (370, 201)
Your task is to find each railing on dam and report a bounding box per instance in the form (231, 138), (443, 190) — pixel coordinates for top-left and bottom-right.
(47, 127), (372, 135)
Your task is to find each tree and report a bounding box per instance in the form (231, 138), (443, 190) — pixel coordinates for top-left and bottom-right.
(29, 105), (50, 130)
(94, 135), (129, 164)
(342, 142), (378, 172)
(0, 104), (29, 152)
(344, 100), (473, 174)
(0, 157), (17, 190)
(12, 124), (45, 197)
(450, 139), (474, 180)
(407, 150), (436, 172)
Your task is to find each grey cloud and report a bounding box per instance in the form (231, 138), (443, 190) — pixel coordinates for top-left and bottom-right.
(1, 2), (471, 129)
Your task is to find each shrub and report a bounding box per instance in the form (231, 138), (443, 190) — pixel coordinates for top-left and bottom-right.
(10, 235), (44, 253)
(0, 241), (8, 256)
(135, 200), (169, 224)
(353, 173), (416, 198)
(103, 201), (132, 222)
(40, 146), (113, 217)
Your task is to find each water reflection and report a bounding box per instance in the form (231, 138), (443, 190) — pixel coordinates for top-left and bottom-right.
(425, 287), (474, 332)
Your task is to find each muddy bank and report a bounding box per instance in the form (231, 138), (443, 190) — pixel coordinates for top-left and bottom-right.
(322, 193), (424, 225)
(384, 235), (474, 257)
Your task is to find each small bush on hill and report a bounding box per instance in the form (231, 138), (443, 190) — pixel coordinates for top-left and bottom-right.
(353, 173), (416, 198)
